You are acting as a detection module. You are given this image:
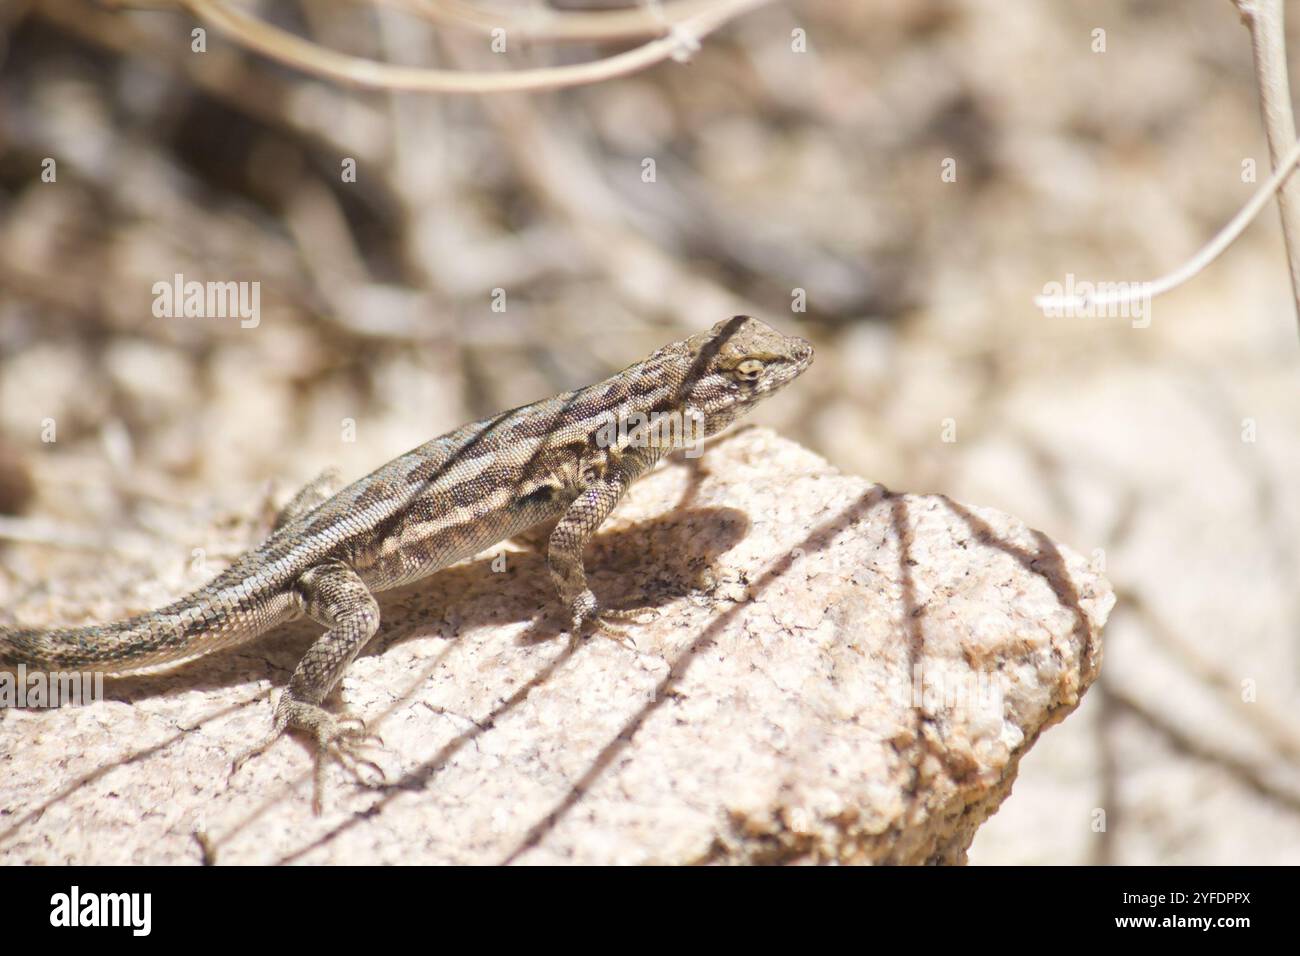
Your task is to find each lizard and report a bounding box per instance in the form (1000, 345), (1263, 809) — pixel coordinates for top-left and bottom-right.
(0, 316), (813, 811)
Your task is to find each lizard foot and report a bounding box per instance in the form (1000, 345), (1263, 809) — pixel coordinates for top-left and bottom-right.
(569, 592), (657, 651)
(230, 695), (385, 814)
(315, 717), (386, 814)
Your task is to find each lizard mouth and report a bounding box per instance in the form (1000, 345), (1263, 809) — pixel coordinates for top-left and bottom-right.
(791, 337), (815, 372)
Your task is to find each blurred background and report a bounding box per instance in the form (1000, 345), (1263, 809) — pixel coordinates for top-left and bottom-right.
(0, 0), (1297, 863)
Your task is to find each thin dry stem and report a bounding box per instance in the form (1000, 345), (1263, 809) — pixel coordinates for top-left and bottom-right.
(387, 0), (726, 43)
(1233, 0), (1300, 335)
(1035, 136), (1300, 315)
(180, 0), (774, 94)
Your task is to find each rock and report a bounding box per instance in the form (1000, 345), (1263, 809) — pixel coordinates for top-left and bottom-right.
(0, 427), (1112, 864)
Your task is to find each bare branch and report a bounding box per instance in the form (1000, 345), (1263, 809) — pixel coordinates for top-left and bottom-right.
(180, 0), (775, 94)
(386, 0), (727, 43)
(1035, 136), (1300, 315)
(1233, 0), (1300, 336)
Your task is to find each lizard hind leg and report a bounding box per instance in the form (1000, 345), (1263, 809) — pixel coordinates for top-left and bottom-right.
(229, 559), (385, 814)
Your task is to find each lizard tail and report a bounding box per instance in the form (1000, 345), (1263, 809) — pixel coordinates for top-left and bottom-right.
(0, 587), (290, 673)
(0, 616), (191, 672)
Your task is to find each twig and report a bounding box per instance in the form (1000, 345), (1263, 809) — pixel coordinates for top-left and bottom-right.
(386, 0), (725, 43)
(1115, 587), (1300, 765)
(180, 0), (775, 94)
(35, 0), (391, 166)
(1108, 683), (1300, 814)
(1034, 136), (1300, 315)
(1232, 0), (1300, 335)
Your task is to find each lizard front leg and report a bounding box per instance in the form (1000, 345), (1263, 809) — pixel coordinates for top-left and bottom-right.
(231, 559), (382, 813)
(547, 465), (655, 645)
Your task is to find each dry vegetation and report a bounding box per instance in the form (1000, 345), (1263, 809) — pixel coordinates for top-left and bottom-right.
(0, 0), (1298, 863)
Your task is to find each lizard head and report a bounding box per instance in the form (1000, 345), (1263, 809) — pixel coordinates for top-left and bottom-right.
(674, 315), (814, 437)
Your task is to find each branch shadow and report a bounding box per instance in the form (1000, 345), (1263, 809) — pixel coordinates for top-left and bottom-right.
(491, 490), (1102, 864)
(939, 497), (1097, 679)
(497, 486), (889, 864)
(270, 503), (751, 862)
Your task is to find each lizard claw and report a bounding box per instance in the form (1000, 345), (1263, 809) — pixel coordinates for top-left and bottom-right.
(335, 716), (384, 749)
(601, 606), (660, 626)
(330, 715), (384, 747)
(568, 592), (650, 651)
(229, 695), (387, 814)
(314, 715), (387, 812)
(327, 740), (385, 784)
(592, 615), (637, 650)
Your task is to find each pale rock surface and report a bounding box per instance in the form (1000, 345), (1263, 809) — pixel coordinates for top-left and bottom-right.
(0, 428), (1112, 864)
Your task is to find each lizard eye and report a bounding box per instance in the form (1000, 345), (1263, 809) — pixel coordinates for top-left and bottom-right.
(734, 359), (764, 382)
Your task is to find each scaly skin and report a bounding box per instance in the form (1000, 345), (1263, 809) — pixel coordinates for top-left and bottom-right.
(0, 316), (813, 811)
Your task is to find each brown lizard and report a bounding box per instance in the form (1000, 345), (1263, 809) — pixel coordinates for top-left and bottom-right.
(0, 316), (813, 810)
